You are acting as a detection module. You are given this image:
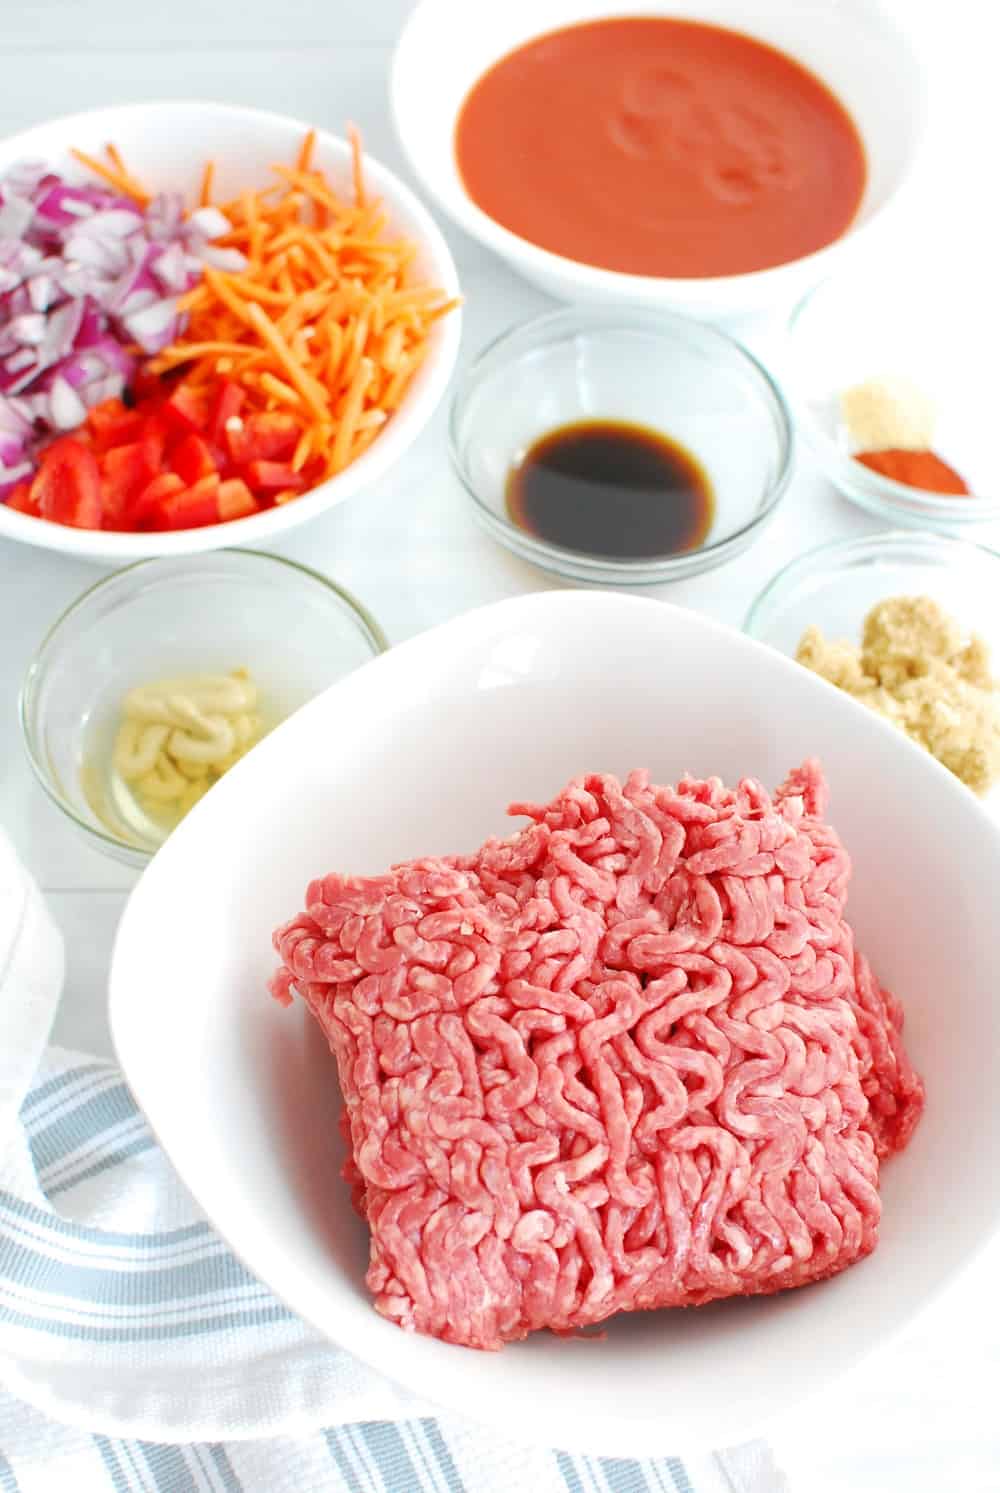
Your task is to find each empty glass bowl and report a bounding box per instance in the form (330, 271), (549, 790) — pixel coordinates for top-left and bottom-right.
(450, 306), (794, 584)
(20, 550), (386, 866)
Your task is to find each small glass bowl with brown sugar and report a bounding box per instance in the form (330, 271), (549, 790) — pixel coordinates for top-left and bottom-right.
(20, 550), (387, 867)
(745, 530), (1000, 798)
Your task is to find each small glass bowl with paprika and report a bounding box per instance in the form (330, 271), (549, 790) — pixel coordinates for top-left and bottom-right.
(785, 263), (1000, 529)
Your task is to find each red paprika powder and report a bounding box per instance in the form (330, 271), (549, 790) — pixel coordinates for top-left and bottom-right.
(855, 448), (970, 495)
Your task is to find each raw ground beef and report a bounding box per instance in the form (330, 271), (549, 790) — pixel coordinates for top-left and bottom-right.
(270, 761), (924, 1350)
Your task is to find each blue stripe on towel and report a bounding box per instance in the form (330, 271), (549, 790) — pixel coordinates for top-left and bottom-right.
(0, 1229), (263, 1305)
(93, 1436), (131, 1493)
(137, 1442), (200, 1493)
(325, 1429), (366, 1493)
(358, 1421), (420, 1493)
(206, 1445), (245, 1493)
(556, 1450), (587, 1493)
(46, 1135), (157, 1197)
(0, 1191), (212, 1249)
(418, 1420), (463, 1493)
(29, 1083), (139, 1174)
(0, 1300), (292, 1343)
(19, 1064), (108, 1115)
(666, 1457), (695, 1493)
(601, 1458), (652, 1493)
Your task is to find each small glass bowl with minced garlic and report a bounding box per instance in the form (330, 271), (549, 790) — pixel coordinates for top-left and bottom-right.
(20, 551), (386, 867)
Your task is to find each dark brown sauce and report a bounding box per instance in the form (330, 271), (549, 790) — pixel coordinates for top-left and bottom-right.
(506, 419), (714, 560)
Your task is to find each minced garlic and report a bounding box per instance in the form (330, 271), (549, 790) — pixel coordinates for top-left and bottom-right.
(112, 668), (262, 823)
(796, 596), (1000, 795)
(839, 375), (936, 453)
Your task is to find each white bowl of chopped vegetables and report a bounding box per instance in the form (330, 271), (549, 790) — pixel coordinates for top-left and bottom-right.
(0, 101), (462, 561)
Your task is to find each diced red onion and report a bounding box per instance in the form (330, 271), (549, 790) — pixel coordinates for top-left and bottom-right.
(144, 192), (185, 241)
(63, 231), (130, 275)
(7, 312), (47, 346)
(28, 275), (55, 312)
(0, 431), (27, 464)
(37, 298), (84, 369)
(1, 161), (49, 197)
(0, 192), (35, 240)
(198, 245), (249, 273)
(0, 458), (32, 485)
(151, 241), (190, 293)
(125, 296), (180, 354)
(186, 205), (233, 241)
(48, 375), (87, 430)
(4, 347), (38, 373)
(0, 155), (241, 501)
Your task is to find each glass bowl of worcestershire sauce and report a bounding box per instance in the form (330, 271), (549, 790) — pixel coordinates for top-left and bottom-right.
(449, 307), (794, 584)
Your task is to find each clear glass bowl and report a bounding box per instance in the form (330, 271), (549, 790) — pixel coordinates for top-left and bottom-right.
(785, 264), (999, 528)
(450, 306), (794, 585)
(20, 550), (387, 867)
(745, 531), (1000, 662)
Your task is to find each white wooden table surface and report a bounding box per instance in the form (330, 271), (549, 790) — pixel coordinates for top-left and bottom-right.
(0, 3), (996, 1488)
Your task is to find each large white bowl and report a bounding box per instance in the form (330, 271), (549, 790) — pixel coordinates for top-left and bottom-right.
(110, 591), (1000, 1457)
(0, 102), (462, 562)
(391, 0), (929, 321)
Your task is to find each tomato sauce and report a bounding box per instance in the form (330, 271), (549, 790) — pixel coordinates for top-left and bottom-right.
(455, 17), (867, 279)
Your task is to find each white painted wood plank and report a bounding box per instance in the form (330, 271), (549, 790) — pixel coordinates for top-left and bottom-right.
(2, 0), (416, 50)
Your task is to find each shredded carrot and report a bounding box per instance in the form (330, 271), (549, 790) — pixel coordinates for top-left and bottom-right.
(70, 147), (151, 207)
(348, 123), (366, 208)
(331, 357), (373, 472)
(199, 160), (216, 207)
(296, 129), (317, 173)
(133, 126), (459, 502)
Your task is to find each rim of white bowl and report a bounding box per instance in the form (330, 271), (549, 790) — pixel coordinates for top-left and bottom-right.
(390, 0), (931, 305)
(0, 100), (463, 560)
(19, 547), (389, 863)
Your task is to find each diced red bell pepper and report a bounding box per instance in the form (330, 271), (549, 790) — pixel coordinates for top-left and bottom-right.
(155, 474), (222, 531)
(131, 365), (169, 404)
(4, 482), (39, 517)
(226, 412), (301, 466)
(216, 478), (259, 522)
(242, 460), (306, 494)
(100, 440), (163, 523)
(30, 438), (102, 529)
(127, 471), (185, 530)
(162, 386), (211, 436)
(138, 415), (168, 468)
(86, 398), (144, 451)
(207, 379), (245, 448)
(171, 433), (217, 486)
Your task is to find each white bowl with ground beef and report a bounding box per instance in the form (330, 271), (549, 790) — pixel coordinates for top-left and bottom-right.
(109, 590), (1000, 1457)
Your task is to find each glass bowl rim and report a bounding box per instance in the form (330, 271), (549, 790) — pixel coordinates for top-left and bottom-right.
(448, 305), (796, 580)
(19, 547), (389, 859)
(787, 276), (999, 515)
(743, 528), (1000, 638)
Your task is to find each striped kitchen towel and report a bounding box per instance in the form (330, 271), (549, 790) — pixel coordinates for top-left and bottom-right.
(0, 831), (788, 1491)
(0, 1049), (788, 1493)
